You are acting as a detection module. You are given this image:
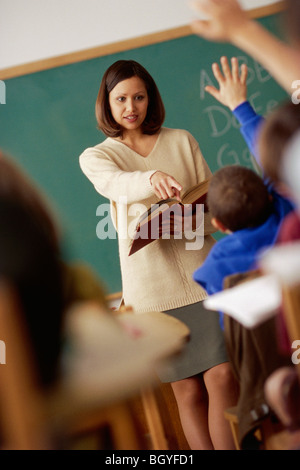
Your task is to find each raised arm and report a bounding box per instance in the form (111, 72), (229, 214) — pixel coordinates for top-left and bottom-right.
(190, 0), (300, 94)
(206, 56), (264, 164)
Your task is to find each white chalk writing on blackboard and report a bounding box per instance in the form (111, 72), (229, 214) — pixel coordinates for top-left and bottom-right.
(199, 57), (280, 169)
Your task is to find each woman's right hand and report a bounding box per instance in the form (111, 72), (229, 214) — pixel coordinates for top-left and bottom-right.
(150, 171), (182, 201)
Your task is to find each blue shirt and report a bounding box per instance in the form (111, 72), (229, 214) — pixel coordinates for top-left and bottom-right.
(232, 100), (263, 164)
(193, 191), (293, 296)
(193, 101), (294, 326)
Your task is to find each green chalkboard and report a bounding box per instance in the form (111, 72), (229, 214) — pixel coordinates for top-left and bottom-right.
(0, 13), (288, 294)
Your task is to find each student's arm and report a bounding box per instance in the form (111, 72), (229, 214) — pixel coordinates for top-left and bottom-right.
(190, 0), (300, 94)
(232, 102), (264, 165)
(206, 56), (264, 164)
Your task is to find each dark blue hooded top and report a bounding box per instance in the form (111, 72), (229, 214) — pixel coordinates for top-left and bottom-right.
(193, 101), (294, 326)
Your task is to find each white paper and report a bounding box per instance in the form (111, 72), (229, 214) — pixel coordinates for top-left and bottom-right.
(261, 242), (300, 285)
(203, 274), (281, 328)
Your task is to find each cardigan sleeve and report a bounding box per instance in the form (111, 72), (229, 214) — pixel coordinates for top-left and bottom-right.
(79, 147), (157, 204)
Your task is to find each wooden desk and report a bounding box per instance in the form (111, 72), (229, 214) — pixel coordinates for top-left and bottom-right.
(51, 304), (190, 449)
(0, 270), (189, 450)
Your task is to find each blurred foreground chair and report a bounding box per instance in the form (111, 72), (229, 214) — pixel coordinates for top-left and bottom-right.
(262, 242), (300, 449)
(0, 270), (191, 451)
(114, 304), (190, 450)
(0, 282), (187, 449)
(222, 270), (291, 450)
(0, 282), (51, 449)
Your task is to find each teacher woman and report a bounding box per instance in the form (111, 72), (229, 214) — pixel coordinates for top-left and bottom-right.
(79, 60), (237, 449)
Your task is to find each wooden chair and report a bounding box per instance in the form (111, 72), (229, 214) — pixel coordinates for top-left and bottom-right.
(260, 280), (300, 450)
(112, 304), (190, 450)
(224, 407), (241, 450)
(0, 283), (152, 450)
(281, 282), (300, 370)
(223, 248), (300, 450)
(261, 244), (300, 449)
(261, 242), (300, 373)
(49, 303), (153, 450)
(139, 381), (190, 450)
(57, 395), (146, 450)
(222, 270), (288, 450)
(50, 301), (189, 450)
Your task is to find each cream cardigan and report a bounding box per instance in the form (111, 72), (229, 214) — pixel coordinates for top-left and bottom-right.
(79, 127), (216, 313)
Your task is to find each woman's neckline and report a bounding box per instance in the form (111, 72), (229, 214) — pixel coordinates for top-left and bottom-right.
(109, 128), (163, 158)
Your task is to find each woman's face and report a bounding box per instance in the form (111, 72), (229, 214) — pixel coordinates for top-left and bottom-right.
(108, 76), (149, 134)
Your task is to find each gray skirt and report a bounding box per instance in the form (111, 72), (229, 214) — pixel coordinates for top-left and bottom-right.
(157, 301), (228, 383)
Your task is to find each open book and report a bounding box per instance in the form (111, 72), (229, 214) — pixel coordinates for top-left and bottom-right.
(128, 178), (210, 256)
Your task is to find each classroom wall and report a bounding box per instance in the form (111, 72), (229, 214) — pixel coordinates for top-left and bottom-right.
(1, 0), (283, 69)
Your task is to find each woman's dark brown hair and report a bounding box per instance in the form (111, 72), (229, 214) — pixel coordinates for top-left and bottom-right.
(95, 60), (165, 137)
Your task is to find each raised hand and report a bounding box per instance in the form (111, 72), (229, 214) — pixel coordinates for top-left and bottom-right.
(189, 0), (249, 42)
(205, 56), (248, 110)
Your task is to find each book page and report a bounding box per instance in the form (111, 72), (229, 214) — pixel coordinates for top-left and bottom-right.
(137, 199), (177, 226)
(181, 179), (210, 204)
(203, 274), (281, 328)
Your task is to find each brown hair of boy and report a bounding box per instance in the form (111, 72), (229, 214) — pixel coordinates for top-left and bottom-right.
(207, 165), (272, 232)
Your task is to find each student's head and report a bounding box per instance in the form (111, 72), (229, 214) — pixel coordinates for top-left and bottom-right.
(95, 60), (165, 137)
(0, 151), (64, 388)
(207, 165), (272, 233)
(258, 100), (300, 187)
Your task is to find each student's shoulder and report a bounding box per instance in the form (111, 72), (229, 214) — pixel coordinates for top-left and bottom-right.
(209, 234), (242, 258)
